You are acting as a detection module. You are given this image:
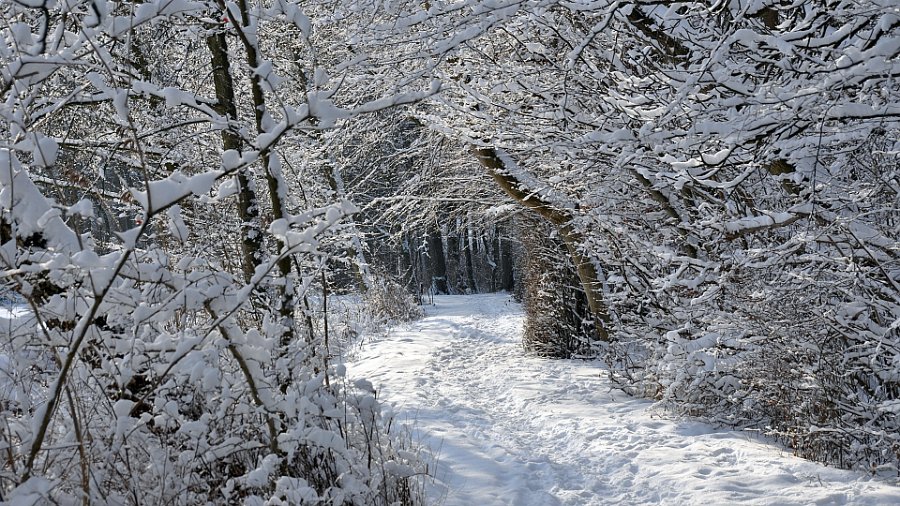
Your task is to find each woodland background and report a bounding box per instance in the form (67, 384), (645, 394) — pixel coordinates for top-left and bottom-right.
(0, 0), (898, 503)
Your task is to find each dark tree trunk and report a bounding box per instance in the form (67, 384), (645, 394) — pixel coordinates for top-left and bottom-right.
(206, 31), (261, 285)
(232, 0), (296, 347)
(490, 227), (500, 292)
(446, 232), (460, 294)
(427, 225), (449, 294)
(464, 222), (477, 293)
(499, 230), (515, 291)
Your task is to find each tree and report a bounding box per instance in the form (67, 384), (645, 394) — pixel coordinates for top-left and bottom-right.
(408, 0), (900, 470)
(0, 0), (436, 501)
(2, 0), (896, 492)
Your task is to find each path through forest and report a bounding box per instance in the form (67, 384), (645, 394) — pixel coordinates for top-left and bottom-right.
(348, 294), (900, 505)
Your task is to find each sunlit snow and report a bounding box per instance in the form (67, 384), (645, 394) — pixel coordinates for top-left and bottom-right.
(350, 294), (900, 505)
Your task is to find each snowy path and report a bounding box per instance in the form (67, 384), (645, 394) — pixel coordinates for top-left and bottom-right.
(348, 294), (900, 505)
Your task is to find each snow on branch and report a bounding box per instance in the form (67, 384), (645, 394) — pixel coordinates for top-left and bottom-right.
(471, 146), (578, 224)
(723, 204), (812, 240)
(0, 150), (79, 252)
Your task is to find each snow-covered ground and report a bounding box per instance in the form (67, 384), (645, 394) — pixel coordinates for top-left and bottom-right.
(348, 294), (900, 505)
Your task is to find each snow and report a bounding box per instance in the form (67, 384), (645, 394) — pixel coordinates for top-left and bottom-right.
(0, 150), (79, 252)
(489, 148), (578, 211)
(348, 294), (900, 505)
(32, 136), (58, 167)
(724, 211), (798, 234)
(0, 305), (28, 320)
(130, 170), (220, 213)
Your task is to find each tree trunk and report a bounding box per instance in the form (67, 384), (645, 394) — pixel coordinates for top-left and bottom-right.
(471, 146), (610, 341)
(206, 31), (262, 285)
(230, 0), (296, 347)
(446, 230), (460, 294)
(464, 219), (477, 293)
(490, 226), (499, 292)
(427, 224), (449, 294)
(499, 230), (515, 292)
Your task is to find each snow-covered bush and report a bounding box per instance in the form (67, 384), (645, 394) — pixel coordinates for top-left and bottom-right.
(519, 217), (595, 358)
(0, 0), (433, 502)
(363, 279), (424, 327)
(0, 150), (427, 504)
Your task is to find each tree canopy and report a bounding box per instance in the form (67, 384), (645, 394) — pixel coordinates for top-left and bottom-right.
(1, 0), (898, 501)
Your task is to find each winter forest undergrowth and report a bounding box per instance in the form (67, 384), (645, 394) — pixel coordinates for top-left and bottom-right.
(0, 0), (899, 504)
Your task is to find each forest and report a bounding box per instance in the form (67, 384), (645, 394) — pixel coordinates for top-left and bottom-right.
(0, 0), (898, 503)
